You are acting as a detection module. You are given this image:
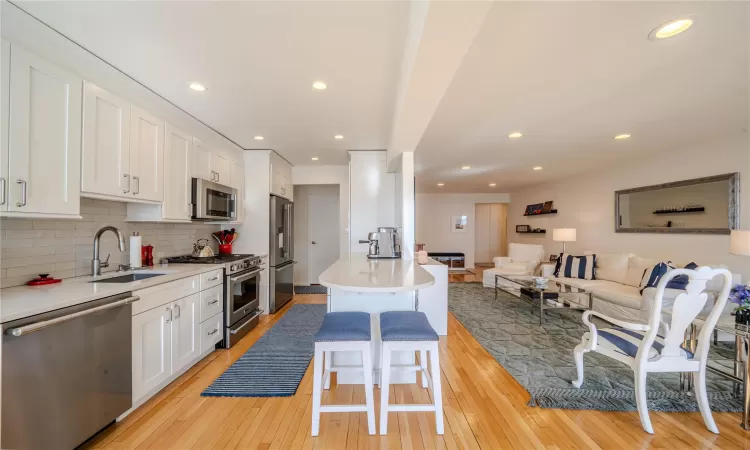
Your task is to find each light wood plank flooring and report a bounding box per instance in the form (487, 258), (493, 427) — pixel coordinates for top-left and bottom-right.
(83, 292), (750, 449)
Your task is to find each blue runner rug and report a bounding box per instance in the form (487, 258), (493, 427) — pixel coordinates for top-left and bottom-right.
(202, 304), (327, 397)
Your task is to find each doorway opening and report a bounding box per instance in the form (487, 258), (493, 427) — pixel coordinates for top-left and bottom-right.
(474, 203), (508, 266)
(293, 184), (340, 286)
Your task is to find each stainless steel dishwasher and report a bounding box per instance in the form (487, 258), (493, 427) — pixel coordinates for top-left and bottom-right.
(2, 292), (138, 450)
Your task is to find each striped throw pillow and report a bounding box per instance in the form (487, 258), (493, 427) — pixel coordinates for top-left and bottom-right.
(639, 262), (670, 293)
(555, 253), (596, 280)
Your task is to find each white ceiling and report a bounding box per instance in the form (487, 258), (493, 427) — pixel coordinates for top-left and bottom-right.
(16, 1), (749, 190)
(17, 1), (410, 165)
(415, 1), (749, 193)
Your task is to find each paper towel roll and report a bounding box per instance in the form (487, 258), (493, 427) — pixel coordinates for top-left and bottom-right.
(130, 234), (142, 268)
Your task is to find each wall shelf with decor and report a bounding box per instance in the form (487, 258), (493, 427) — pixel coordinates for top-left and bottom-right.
(524, 210), (557, 217)
(515, 225), (545, 234)
(524, 201), (556, 216)
(653, 207), (705, 215)
(518, 230), (546, 234)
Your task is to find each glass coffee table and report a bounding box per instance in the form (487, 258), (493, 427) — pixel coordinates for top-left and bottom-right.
(494, 274), (593, 324)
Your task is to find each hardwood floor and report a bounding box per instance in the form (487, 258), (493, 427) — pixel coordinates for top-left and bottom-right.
(83, 291), (750, 450)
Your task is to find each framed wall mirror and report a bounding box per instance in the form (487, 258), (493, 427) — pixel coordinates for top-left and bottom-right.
(615, 173), (740, 234)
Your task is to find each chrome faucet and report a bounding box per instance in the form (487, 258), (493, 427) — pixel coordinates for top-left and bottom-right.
(92, 226), (127, 276)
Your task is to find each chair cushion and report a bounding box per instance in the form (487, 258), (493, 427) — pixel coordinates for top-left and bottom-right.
(595, 327), (694, 359)
(314, 312), (371, 342)
(380, 311), (438, 341)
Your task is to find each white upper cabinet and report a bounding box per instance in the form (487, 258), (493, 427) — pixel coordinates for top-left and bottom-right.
(270, 152), (292, 200)
(1, 40), (10, 213)
(130, 106), (164, 202)
(192, 137), (213, 182)
(162, 124), (192, 221)
(213, 150), (230, 186)
(230, 161), (244, 222)
(5, 43), (82, 217)
(82, 82), (131, 198)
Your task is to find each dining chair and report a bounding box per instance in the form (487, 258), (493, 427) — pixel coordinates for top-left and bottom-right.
(571, 266), (732, 434)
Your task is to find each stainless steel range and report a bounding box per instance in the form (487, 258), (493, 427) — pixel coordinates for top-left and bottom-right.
(165, 253), (263, 348)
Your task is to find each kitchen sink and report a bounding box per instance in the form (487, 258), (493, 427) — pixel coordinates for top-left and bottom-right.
(92, 273), (165, 283)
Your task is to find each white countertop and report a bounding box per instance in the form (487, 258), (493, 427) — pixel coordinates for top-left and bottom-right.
(318, 253), (435, 293)
(0, 264), (224, 323)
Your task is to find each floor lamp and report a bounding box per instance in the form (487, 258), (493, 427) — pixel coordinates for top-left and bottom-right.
(553, 228), (576, 254)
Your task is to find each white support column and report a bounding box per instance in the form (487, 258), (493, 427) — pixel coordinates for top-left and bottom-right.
(399, 152), (415, 260)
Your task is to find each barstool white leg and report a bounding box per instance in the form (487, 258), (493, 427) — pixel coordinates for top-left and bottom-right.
(429, 343), (444, 434)
(379, 343), (392, 435)
(419, 350), (428, 388)
(324, 350), (332, 390)
(311, 348), (324, 436)
(361, 344), (376, 435)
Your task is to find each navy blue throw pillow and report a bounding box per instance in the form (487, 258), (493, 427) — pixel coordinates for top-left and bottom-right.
(665, 262), (698, 290)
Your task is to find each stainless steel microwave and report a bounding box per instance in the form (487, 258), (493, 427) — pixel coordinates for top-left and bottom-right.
(191, 178), (237, 221)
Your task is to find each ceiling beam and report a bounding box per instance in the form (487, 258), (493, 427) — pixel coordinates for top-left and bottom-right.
(386, 0), (492, 170)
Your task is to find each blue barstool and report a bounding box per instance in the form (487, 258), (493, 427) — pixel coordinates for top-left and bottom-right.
(311, 312), (375, 436)
(379, 311), (443, 435)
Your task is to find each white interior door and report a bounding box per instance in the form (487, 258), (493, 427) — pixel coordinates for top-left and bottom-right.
(474, 203), (491, 264)
(308, 191), (340, 284)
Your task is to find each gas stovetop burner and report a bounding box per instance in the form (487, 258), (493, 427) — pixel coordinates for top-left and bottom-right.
(164, 254), (256, 264)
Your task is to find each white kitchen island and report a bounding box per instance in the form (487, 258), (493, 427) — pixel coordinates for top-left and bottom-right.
(318, 253), (442, 384)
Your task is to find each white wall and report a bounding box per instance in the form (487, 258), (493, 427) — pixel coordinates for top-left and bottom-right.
(348, 151), (397, 253)
(292, 165), (349, 256)
(416, 193), (511, 269)
(508, 135), (750, 280)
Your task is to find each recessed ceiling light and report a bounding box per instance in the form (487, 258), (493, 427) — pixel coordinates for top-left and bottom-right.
(461, 166), (471, 170)
(533, 166), (543, 171)
(508, 132), (523, 139)
(312, 81), (327, 90)
(614, 134), (632, 140)
(650, 18), (694, 40)
(489, 183), (497, 187)
(254, 136), (264, 140)
(437, 183), (444, 187)
(189, 83), (206, 92)
(334, 135), (344, 140)
(311, 157), (319, 161)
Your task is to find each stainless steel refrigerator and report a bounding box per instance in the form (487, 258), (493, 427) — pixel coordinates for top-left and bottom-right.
(269, 195), (295, 313)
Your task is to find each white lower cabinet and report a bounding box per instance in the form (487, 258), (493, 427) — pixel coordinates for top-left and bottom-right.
(171, 293), (200, 374)
(131, 273), (223, 405)
(201, 312), (224, 354)
(132, 303), (172, 402)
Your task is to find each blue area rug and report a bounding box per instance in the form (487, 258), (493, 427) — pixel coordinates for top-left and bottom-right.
(202, 304), (327, 397)
(295, 285), (328, 294)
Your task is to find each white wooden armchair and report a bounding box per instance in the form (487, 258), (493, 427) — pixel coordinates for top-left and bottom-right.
(571, 266), (732, 434)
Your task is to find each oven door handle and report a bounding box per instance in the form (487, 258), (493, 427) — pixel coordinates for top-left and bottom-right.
(229, 268), (264, 284)
(230, 309), (263, 334)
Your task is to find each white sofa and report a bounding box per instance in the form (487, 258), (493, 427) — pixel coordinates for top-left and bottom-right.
(550, 252), (740, 322)
(482, 243), (545, 287)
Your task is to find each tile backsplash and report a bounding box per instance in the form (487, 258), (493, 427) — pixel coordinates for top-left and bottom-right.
(0, 199), (221, 288)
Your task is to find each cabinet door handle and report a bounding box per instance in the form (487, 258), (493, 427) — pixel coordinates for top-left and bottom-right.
(208, 328), (218, 336)
(208, 275), (219, 282)
(0, 177), (6, 205)
(123, 174), (130, 193)
(166, 306), (172, 323)
(173, 304), (180, 319)
(133, 176), (140, 195)
(216, 172), (219, 183)
(15, 179), (26, 207)
(208, 299), (219, 306)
